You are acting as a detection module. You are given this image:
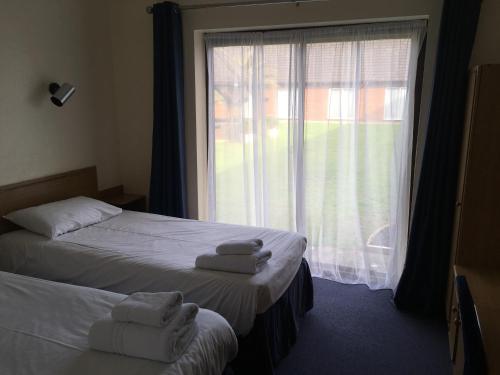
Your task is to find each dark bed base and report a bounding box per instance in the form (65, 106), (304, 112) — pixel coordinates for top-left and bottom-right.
(228, 258), (314, 375)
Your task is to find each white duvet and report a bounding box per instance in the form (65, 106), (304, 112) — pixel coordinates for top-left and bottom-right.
(0, 271), (237, 375)
(0, 211), (306, 335)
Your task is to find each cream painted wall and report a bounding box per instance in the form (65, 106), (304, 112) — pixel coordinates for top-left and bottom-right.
(0, 0), (121, 189)
(108, 0), (154, 198)
(0, 0), (496, 212)
(106, 0), (499, 219)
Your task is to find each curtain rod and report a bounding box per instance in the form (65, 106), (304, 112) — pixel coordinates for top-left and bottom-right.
(146, 0), (326, 13)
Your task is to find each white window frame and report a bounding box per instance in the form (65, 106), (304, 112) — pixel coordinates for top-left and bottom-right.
(327, 88), (355, 121)
(383, 87), (407, 121)
(277, 89), (289, 119)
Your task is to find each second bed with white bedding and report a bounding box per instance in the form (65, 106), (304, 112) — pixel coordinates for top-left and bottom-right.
(0, 211), (307, 335)
(0, 271), (237, 375)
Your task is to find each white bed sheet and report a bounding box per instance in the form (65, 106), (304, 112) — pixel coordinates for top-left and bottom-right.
(0, 211), (306, 335)
(0, 271), (237, 375)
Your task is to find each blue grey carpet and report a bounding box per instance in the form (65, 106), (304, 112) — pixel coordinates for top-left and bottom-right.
(276, 277), (452, 375)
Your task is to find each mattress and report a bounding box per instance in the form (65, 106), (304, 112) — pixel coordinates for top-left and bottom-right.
(0, 271), (237, 375)
(0, 211), (307, 335)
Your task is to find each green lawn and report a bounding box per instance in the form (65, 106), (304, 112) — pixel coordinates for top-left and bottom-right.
(214, 120), (398, 256)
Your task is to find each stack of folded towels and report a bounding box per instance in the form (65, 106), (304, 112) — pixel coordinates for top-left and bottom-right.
(89, 291), (199, 363)
(195, 238), (272, 274)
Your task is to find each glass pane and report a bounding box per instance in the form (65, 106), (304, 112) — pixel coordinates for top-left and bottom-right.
(211, 43), (298, 231)
(303, 38), (411, 284)
(207, 26), (419, 289)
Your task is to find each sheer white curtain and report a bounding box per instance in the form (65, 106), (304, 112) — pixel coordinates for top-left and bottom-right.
(206, 21), (426, 289)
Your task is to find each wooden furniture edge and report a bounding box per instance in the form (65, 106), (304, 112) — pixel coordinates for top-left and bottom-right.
(0, 166), (98, 234)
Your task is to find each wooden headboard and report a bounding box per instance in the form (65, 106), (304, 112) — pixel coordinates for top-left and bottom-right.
(0, 166), (98, 234)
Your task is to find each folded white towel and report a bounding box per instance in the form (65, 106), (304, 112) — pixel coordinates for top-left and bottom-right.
(216, 238), (264, 255)
(89, 316), (198, 363)
(112, 292), (183, 327)
(169, 303), (199, 328)
(195, 250), (272, 274)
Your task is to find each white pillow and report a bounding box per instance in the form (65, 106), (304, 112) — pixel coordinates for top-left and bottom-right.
(3, 196), (122, 239)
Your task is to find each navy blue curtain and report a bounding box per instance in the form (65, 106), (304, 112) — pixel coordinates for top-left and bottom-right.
(394, 0), (482, 317)
(149, 1), (187, 218)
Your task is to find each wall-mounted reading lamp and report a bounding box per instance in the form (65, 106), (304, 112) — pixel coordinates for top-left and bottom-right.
(49, 82), (76, 107)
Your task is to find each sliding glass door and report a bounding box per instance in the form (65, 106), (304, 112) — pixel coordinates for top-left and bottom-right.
(206, 21), (426, 289)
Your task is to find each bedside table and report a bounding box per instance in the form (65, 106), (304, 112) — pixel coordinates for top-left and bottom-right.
(99, 186), (146, 212)
(103, 193), (146, 212)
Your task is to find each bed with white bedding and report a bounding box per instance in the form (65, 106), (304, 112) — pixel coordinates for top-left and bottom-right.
(0, 210), (307, 336)
(0, 271), (237, 375)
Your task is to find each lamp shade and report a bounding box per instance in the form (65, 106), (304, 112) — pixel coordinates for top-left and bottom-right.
(49, 83), (76, 107)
